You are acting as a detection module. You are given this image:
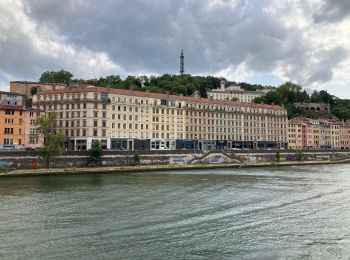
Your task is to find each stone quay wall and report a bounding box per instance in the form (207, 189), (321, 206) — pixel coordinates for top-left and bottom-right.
(0, 150), (349, 170)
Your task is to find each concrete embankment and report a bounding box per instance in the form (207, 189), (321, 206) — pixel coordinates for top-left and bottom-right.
(0, 160), (347, 177)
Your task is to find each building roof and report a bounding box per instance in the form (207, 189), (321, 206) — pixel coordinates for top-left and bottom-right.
(0, 91), (25, 96)
(0, 104), (24, 110)
(37, 85), (286, 110)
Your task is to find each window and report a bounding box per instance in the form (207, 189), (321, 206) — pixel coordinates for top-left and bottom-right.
(93, 129), (98, 136)
(83, 120), (87, 127)
(94, 121), (98, 127)
(4, 128), (13, 134)
(5, 110), (14, 115)
(3, 138), (13, 145)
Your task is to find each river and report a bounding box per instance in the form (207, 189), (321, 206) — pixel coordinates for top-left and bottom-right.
(0, 164), (350, 259)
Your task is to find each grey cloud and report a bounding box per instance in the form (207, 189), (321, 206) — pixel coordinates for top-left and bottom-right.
(313, 0), (350, 23)
(0, 0), (348, 87)
(306, 47), (347, 84)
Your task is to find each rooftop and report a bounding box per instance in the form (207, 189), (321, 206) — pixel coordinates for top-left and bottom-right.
(37, 85), (286, 110)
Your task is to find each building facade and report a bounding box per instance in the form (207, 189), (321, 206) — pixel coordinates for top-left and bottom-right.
(32, 86), (111, 150)
(33, 85), (288, 151)
(287, 117), (350, 150)
(0, 91), (42, 149)
(206, 81), (272, 103)
(287, 119), (303, 149)
(108, 88), (288, 150)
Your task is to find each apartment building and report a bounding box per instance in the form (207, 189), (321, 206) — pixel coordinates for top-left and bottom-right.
(288, 117), (350, 150)
(32, 86), (111, 150)
(287, 119), (303, 149)
(108, 87), (288, 150)
(339, 123), (350, 149)
(32, 85), (288, 151)
(0, 91), (43, 149)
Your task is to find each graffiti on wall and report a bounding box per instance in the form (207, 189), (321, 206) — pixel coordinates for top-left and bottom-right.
(0, 160), (14, 169)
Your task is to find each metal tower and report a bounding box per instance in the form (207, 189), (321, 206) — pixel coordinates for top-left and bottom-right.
(180, 49), (184, 76)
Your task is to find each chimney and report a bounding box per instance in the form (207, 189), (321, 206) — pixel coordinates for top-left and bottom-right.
(165, 91), (170, 96)
(271, 102), (275, 106)
(146, 90), (150, 93)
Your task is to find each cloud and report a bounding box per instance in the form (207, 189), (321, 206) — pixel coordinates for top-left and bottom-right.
(0, 81), (9, 92)
(313, 0), (350, 23)
(0, 0), (349, 97)
(0, 0), (123, 82)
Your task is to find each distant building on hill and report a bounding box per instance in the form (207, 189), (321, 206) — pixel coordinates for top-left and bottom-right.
(205, 80), (273, 103)
(10, 81), (66, 99)
(293, 102), (330, 113)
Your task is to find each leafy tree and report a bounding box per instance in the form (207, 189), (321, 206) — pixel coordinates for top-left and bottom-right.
(133, 154), (140, 165)
(89, 140), (103, 166)
(39, 69), (73, 84)
(254, 91), (283, 106)
(297, 152), (304, 162)
(36, 112), (65, 168)
(276, 152), (281, 162)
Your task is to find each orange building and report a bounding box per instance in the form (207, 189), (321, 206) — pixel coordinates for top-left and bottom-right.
(0, 92), (26, 148)
(0, 91), (43, 149)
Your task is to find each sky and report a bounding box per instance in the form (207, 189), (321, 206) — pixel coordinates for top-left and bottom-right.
(0, 0), (350, 97)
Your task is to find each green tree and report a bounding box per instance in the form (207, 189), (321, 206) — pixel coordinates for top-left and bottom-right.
(276, 152), (281, 162)
(89, 140), (103, 166)
(254, 91), (283, 106)
(297, 152), (304, 162)
(39, 69), (73, 84)
(36, 112), (65, 168)
(133, 154), (140, 165)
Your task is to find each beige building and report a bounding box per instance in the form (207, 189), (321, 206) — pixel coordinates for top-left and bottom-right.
(287, 119), (303, 149)
(108, 87), (288, 150)
(31, 84), (288, 151)
(206, 81), (272, 103)
(32, 86), (111, 150)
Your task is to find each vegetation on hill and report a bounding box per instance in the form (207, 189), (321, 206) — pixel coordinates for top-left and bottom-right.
(38, 70), (273, 98)
(38, 70), (349, 120)
(254, 82), (350, 120)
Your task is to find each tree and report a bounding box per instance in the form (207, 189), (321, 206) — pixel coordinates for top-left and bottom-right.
(276, 152), (281, 162)
(39, 69), (73, 84)
(133, 154), (140, 165)
(89, 140), (103, 166)
(198, 85), (207, 98)
(36, 112), (65, 168)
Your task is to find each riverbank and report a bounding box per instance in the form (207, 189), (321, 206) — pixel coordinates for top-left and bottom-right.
(1, 159), (348, 177)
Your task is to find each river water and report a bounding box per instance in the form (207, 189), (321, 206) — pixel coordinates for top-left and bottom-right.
(1, 165), (350, 259)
